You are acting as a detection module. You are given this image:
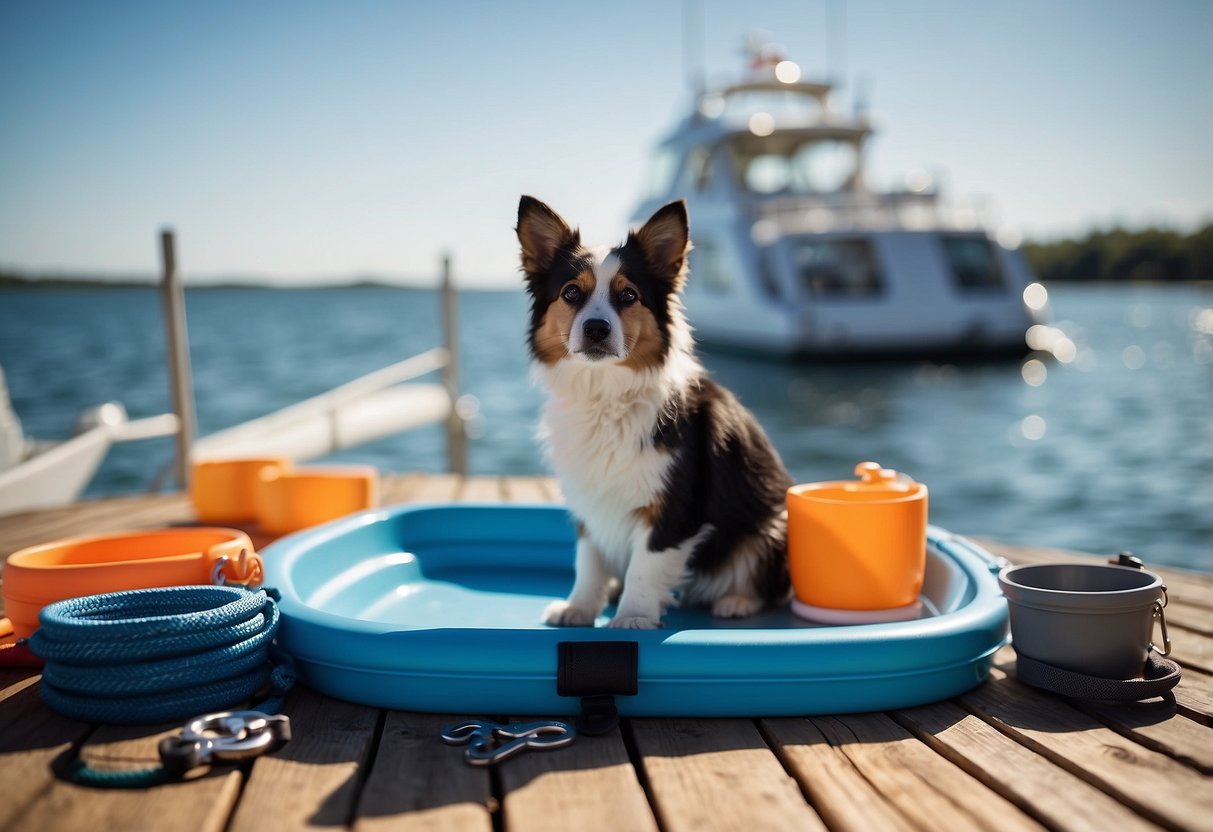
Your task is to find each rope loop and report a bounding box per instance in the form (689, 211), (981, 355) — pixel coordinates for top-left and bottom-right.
(29, 585), (290, 725)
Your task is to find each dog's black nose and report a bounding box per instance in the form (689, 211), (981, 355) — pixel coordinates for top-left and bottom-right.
(583, 318), (611, 343)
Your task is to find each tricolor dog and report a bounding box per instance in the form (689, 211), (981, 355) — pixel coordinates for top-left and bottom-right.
(517, 196), (792, 629)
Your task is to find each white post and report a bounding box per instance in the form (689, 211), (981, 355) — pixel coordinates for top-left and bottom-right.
(160, 229), (197, 489)
(440, 254), (468, 475)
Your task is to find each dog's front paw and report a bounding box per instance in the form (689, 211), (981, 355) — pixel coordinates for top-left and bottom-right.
(608, 614), (663, 630)
(543, 599), (599, 627)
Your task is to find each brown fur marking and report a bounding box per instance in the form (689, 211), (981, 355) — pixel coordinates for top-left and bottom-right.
(615, 274), (666, 371)
(532, 271), (597, 365)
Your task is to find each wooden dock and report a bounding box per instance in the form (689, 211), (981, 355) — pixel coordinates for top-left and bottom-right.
(1, 473), (1211, 832)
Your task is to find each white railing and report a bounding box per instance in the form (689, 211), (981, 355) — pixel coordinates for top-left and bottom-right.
(754, 190), (993, 235)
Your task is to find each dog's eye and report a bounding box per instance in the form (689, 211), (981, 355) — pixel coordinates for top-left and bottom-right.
(561, 284), (582, 304)
(618, 287), (638, 306)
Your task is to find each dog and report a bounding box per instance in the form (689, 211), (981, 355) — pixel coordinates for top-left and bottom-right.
(516, 195), (792, 629)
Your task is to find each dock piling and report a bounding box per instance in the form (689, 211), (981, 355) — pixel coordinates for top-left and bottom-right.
(159, 229), (197, 489)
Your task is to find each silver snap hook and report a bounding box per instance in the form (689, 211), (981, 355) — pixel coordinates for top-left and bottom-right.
(441, 719), (575, 766)
(1151, 595), (1172, 657)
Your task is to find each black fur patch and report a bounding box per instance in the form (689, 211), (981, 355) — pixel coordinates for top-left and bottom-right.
(649, 378), (792, 604)
(611, 238), (677, 361)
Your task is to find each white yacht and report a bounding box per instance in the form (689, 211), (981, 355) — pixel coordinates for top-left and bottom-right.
(630, 48), (1047, 358)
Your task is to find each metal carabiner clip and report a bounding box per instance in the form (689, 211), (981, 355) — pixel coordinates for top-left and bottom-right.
(159, 710), (292, 777)
(441, 719), (575, 766)
(1151, 585), (1172, 657)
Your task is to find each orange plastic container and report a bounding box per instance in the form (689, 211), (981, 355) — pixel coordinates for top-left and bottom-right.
(191, 457), (291, 524)
(2, 528), (257, 639)
(786, 462), (928, 624)
(256, 465), (379, 536)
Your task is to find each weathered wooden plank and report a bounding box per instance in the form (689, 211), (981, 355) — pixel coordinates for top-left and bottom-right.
(354, 711), (493, 832)
(10, 721), (241, 832)
(1075, 699), (1213, 774)
(380, 471), (428, 505)
(458, 476), (505, 503)
(759, 717), (917, 832)
(0, 496), (169, 558)
(628, 718), (826, 832)
(107, 494), (193, 528)
(498, 725), (657, 832)
(408, 473), (463, 503)
(1167, 599), (1213, 635)
(502, 476), (558, 504)
(228, 688), (381, 832)
(0, 670), (92, 830)
(1169, 627), (1213, 675)
(988, 646), (1213, 771)
(1171, 666), (1213, 725)
(807, 712), (1045, 831)
(891, 701), (1160, 832)
(959, 664), (1213, 828)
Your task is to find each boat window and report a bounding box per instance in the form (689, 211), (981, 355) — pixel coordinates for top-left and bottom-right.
(690, 237), (733, 293)
(941, 235), (1006, 291)
(643, 148), (680, 199)
(687, 146), (713, 192)
(745, 155), (792, 194)
(733, 138), (859, 195)
(757, 250), (782, 299)
(793, 142), (856, 192)
(793, 238), (882, 297)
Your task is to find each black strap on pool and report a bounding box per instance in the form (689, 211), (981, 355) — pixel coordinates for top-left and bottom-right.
(557, 641), (638, 735)
(1015, 651), (1181, 701)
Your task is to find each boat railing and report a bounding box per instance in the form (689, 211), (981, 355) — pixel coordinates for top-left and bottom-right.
(160, 231), (469, 486)
(753, 190), (993, 235)
(190, 347), (457, 461)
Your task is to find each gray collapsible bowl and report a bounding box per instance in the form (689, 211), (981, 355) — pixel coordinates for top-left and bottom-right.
(998, 562), (1164, 679)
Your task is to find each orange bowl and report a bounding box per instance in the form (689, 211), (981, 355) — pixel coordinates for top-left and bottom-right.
(2, 528), (254, 639)
(191, 457), (291, 524)
(256, 465), (379, 535)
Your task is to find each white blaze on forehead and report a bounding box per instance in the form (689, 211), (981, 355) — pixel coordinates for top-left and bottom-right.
(568, 246), (624, 358)
(584, 249), (618, 319)
(590, 247), (621, 287)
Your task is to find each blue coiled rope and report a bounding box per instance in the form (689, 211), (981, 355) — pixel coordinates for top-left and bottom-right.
(28, 585), (294, 726)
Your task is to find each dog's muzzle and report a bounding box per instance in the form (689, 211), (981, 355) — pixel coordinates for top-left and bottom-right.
(576, 318), (617, 360)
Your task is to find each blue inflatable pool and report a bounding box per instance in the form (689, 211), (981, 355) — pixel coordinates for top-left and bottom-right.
(262, 504), (1008, 716)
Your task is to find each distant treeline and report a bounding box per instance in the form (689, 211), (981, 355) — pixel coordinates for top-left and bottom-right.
(1023, 224), (1212, 282)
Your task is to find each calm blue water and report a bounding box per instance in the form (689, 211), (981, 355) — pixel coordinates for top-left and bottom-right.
(1, 283), (1210, 572)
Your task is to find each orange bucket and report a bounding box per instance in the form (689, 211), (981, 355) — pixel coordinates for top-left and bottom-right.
(191, 457), (291, 524)
(786, 462), (928, 624)
(255, 465), (379, 536)
(2, 528), (257, 639)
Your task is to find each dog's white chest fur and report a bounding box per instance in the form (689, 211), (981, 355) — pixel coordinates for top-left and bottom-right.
(536, 361), (675, 571)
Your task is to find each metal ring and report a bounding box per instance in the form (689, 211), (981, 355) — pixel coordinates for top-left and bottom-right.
(210, 556), (229, 586)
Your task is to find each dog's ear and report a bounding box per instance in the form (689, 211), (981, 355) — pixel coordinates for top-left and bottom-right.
(634, 200), (690, 284)
(517, 196), (579, 275)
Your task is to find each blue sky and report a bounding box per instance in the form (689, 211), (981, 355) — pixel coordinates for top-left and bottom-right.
(1, 0), (1210, 286)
